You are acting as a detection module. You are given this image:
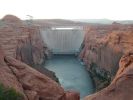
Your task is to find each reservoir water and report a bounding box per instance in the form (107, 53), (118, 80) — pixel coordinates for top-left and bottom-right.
(45, 55), (94, 98)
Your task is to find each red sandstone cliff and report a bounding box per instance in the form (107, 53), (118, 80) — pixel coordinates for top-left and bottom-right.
(0, 15), (79, 100)
(0, 46), (28, 100)
(80, 24), (133, 90)
(0, 15), (58, 82)
(80, 24), (133, 72)
(5, 56), (80, 100)
(0, 15), (45, 65)
(84, 52), (133, 100)
(0, 46), (79, 100)
(81, 24), (133, 99)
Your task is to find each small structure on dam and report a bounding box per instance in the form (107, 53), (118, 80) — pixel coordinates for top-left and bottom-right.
(41, 26), (84, 54)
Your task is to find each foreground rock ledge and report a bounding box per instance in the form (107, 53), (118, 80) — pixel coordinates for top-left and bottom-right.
(0, 46), (79, 100)
(4, 56), (80, 100)
(84, 52), (133, 100)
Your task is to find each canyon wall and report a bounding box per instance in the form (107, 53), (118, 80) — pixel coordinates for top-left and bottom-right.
(84, 52), (133, 100)
(80, 24), (133, 90)
(0, 46), (79, 100)
(81, 24), (133, 99)
(0, 15), (58, 82)
(0, 15), (46, 65)
(0, 15), (80, 100)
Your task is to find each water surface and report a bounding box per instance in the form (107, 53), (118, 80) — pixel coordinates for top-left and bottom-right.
(45, 55), (94, 98)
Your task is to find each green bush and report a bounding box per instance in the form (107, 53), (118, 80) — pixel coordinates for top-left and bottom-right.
(0, 83), (24, 100)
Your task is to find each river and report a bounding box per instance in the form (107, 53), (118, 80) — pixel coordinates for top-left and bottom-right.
(44, 54), (94, 98)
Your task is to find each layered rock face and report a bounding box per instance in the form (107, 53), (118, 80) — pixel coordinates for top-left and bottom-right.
(5, 56), (80, 100)
(0, 15), (79, 99)
(0, 46), (79, 100)
(81, 24), (133, 99)
(16, 26), (45, 66)
(0, 46), (28, 100)
(0, 15), (46, 65)
(80, 24), (133, 90)
(80, 24), (133, 72)
(84, 52), (133, 100)
(0, 15), (58, 82)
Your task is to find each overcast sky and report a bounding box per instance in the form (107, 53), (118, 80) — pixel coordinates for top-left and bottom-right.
(0, 0), (133, 20)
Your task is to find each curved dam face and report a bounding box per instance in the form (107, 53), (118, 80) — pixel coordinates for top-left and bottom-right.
(40, 26), (94, 98)
(41, 26), (84, 54)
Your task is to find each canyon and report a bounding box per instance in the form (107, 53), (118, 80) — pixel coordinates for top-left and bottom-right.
(0, 14), (133, 100)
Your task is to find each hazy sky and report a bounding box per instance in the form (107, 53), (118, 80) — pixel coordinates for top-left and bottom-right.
(0, 0), (133, 20)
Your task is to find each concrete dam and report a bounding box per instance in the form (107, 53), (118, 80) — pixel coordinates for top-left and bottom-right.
(40, 26), (94, 98)
(41, 26), (84, 54)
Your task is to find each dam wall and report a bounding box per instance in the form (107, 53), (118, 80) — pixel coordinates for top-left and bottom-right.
(41, 26), (85, 54)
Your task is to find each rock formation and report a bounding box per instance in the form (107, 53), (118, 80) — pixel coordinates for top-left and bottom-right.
(0, 46), (28, 100)
(0, 15), (45, 65)
(4, 56), (72, 100)
(81, 24), (133, 99)
(1, 14), (133, 100)
(0, 14), (58, 82)
(0, 15), (80, 100)
(0, 46), (79, 100)
(80, 24), (133, 90)
(84, 52), (133, 100)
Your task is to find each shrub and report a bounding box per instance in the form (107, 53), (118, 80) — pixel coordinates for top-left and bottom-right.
(0, 83), (24, 100)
